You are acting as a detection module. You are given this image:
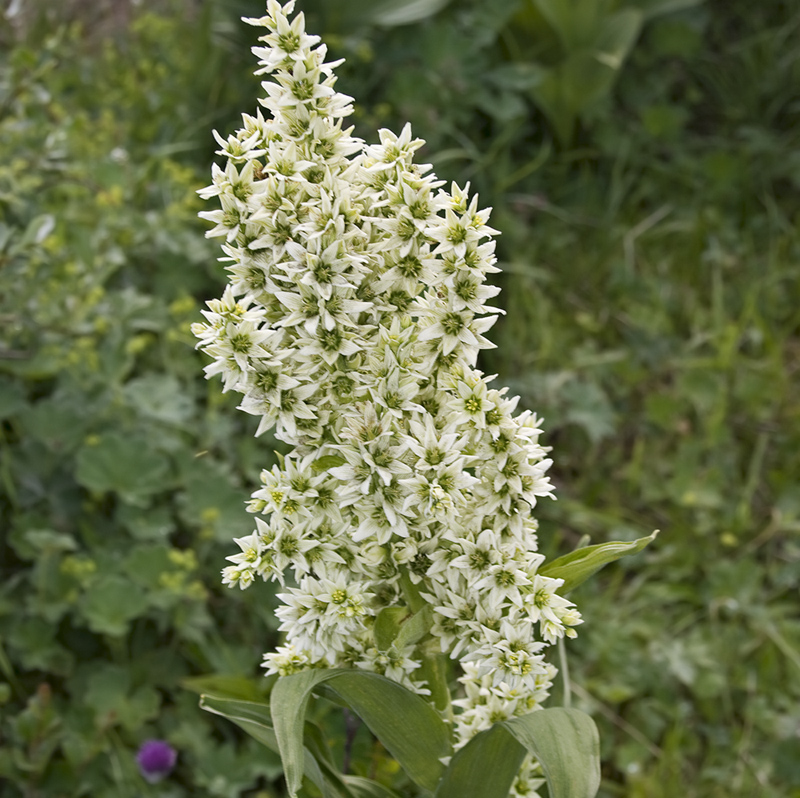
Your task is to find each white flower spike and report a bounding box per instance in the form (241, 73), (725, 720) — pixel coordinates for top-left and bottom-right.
(195, 4), (581, 791)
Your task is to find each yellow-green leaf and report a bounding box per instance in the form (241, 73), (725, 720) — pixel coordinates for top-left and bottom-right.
(200, 695), (345, 798)
(435, 708), (600, 798)
(271, 669), (451, 796)
(539, 531), (659, 593)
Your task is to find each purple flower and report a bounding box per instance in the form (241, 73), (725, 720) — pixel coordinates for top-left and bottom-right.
(136, 739), (177, 783)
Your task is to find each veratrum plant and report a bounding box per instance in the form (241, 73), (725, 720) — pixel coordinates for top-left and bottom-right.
(193, 3), (654, 796)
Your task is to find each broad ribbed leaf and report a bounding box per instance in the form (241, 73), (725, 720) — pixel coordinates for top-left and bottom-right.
(270, 670), (322, 796)
(271, 669), (451, 796)
(183, 674), (266, 701)
(504, 708), (601, 798)
(435, 708), (600, 798)
(434, 721), (525, 798)
(539, 530), (658, 592)
(199, 695), (345, 798)
(199, 695), (273, 729)
(344, 776), (403, 798)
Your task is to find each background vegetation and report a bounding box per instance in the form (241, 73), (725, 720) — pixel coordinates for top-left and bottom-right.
(1, 0), (798, 796)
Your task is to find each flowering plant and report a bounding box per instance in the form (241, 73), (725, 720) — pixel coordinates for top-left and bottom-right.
(193, 3), (655, 796)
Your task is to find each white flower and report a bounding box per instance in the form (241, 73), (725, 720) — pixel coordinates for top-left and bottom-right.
(197, 195), (244, 242)
(195, 0), (579, 764)
(262, 643), (312, 677)
(416, 301), (498, 358)
(357, 644), (422, 691)
(247, 2), (320, 70)
(210, 126), (266, 163)
(444, 374), (495, 427)
(448, 529), (501, 586)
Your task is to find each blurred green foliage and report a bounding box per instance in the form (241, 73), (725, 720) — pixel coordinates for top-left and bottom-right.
(0, 4), (283, 796)
(1, 0), (799, 796)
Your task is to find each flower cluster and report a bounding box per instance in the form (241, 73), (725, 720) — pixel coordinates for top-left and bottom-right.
(193, 2), (580, 792)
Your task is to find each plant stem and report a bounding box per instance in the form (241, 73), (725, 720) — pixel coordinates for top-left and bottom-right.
(399, 568), (452, 721)
(558, 637), (571, 709)
(342, 708), (360, 774)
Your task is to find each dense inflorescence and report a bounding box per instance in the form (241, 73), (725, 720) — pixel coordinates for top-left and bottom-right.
(193, 1), (580, 791)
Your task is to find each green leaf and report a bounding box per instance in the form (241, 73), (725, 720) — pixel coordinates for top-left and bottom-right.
(83, 664), (160, 731)
(184, 675), (266, 702)
(373, 605), (433, 651)
(417, 652), (452, 714)
(178, 456), (251, 540)
(20, 214), (55, 247)
(311, 454), (346, 472)
(526, 60), (587, 146)
(370, 0), (453, 27)
(533, 0), (603, 51)
(435, 708), (600, 798)
(302, 719), (339, 768)
(271, 669), (451, 797)
(199, 695), (275, 733)
(303, 723), (365, 798)
(505, 709), (601, 797)
(398, 568), (426, 613)
(123, 543), (172, 590)
(594, 9), (643, 71)
(344, 776), (403, 798)
(526, 5), (642, 145)
(200, 695), (345, 798)
(17, 529), (77, 559)
(637, 0), (705, 19)
(117, 504), (175, 541)
(562, 378), (618, 443)
(0, 378), (25, 420)
(395, 605), (433, 650)
(539, 531), (659, 593)
(374, 607), (410, 651)
(297, 720), (400, 798)
(79, 575), (149, 636)
(20, 396), (90, 452)
(75, 433), (170, 505)
(434, 720), (525, 798)
(124, 374), (194, 425)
